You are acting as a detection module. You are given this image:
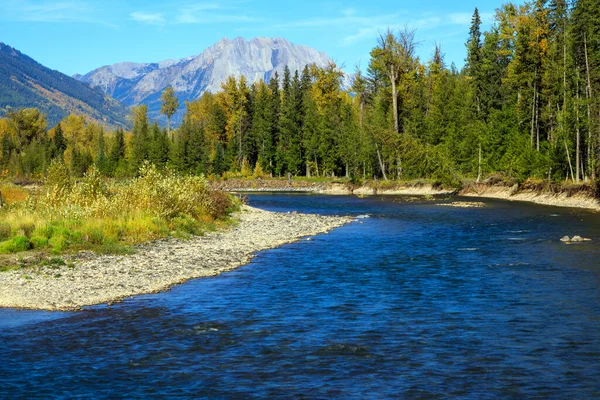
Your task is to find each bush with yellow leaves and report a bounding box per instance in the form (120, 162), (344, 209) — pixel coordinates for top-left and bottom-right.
(0, 161), (236, 255)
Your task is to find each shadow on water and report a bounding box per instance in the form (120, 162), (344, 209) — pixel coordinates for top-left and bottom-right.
(1, 193), (600, 398)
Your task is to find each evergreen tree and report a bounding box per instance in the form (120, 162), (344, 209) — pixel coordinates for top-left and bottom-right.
(466, 8), (484, 116)
(250, 81), (274, 173)
(571, 0), (600, 178)
(186, 120), (208, 175)
(212, 142), (226, 176)
(96, 127), (108, 175)
(53, 123), (67, 159)
(268, 72), (281, 174)
(1, 134), (14, 170)
(70, 147), (93, 177)
(109, 127), (127, 177)
(148, 123), (170, 167)
(302, 88), (320, 177)
(281, 70), (303, 175)
(129, 104), (150, 175)
(276, 67), (293, 174)
(170, 118), (190, 173)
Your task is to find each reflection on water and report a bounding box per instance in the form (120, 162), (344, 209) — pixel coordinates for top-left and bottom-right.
(1, 194), (600, 398)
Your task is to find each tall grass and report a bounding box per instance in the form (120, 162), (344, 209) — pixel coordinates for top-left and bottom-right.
(0, 161), (238, 255)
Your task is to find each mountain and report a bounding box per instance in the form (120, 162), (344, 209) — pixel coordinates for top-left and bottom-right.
(76, 37), (335, 122)
(0, 42), (129, 128)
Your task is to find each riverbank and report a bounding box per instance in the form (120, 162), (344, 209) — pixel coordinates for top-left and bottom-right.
(210, 179), (454, 195)
(212, 178), (600, 211)
(0, 206), (353, 311)
(459, 182), (600, 211)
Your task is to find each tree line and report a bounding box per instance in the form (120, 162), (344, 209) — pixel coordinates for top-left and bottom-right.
(0, 0), (598, 186)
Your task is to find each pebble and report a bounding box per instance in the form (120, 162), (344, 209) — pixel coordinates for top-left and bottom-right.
(0, 206), (352, 311)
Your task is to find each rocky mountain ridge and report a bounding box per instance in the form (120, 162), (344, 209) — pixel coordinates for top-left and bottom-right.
(76, 37), (335, 122)
(0, 42), (129, 128)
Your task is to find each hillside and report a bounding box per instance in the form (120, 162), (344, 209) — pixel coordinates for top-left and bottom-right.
(76, 37), (334, 122)
(0, 42), (129, 128)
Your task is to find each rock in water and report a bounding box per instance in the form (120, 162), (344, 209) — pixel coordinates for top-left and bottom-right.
(571, 235), (592, 242)
(560, 235), (592, 243)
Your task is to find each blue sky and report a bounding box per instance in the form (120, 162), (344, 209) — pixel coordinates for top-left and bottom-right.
(0, 0), (499, 76)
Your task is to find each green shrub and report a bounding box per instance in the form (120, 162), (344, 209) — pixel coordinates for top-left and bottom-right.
(49, 235), (68, 254)
(0, 236), (32, 253)
(83, 226), (105, 245)
(171, 216), (203, 236)
(97, 243), (135, 255)
(41, 257), (66, 267)
(30, 236), (49, 249)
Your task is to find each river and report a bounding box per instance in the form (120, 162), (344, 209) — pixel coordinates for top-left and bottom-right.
(1, 194), (599, 398)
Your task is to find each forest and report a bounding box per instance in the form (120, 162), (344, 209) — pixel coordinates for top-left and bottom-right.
(0, 0), (598, 189)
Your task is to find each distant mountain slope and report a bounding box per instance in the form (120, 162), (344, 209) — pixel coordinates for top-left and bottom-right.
(76, 37), (334, 122)
(0, 42), (129, 128)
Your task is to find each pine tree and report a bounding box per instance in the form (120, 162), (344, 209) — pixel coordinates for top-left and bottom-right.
(466, 8), (484, 115)
(571, 0), (600, 178)
(148, 123), (170, 167)
(268, 72), (281, 174)
(250, 81), (274, 173)
(1, 134), (14, 170)
(212, 142), (226, 176)
(186, 120), (208, 175)
(281, 70), (303, 175)
(53, 123), (67, 158)
(96, 127), (108, 175)
(129, 105), (150, 175)
(170, 118), (190, 173)
(109, 127), (127, 177)
(275, 67), (293, 174)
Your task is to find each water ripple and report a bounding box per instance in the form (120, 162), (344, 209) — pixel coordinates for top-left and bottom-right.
(1, 194), (600, 398)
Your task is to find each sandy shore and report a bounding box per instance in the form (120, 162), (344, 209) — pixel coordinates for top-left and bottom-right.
(213, 178), (599, 210)
(0, 206), (353, 311)
(460, 185), (600, 211)
(211, 179), (454, 196)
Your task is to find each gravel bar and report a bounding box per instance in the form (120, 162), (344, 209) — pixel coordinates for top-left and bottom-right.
(0, 206), (353, 311)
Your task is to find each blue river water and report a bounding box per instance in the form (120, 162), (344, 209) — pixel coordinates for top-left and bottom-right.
(1, 194), (600, 398)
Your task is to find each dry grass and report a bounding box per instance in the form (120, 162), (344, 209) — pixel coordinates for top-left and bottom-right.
(0, 162), (239, 257)
(1, 184), (29, 204)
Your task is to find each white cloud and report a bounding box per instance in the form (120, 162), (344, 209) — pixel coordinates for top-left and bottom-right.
(341, 8), (357, 17)
(1, 0), (115, 26)
(130, 11), (165, 25)
(270, 6), (494, 48)
(127, 2), (259, 26)
(176, 13), (259, 24)
(273, 13), (400, 30)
